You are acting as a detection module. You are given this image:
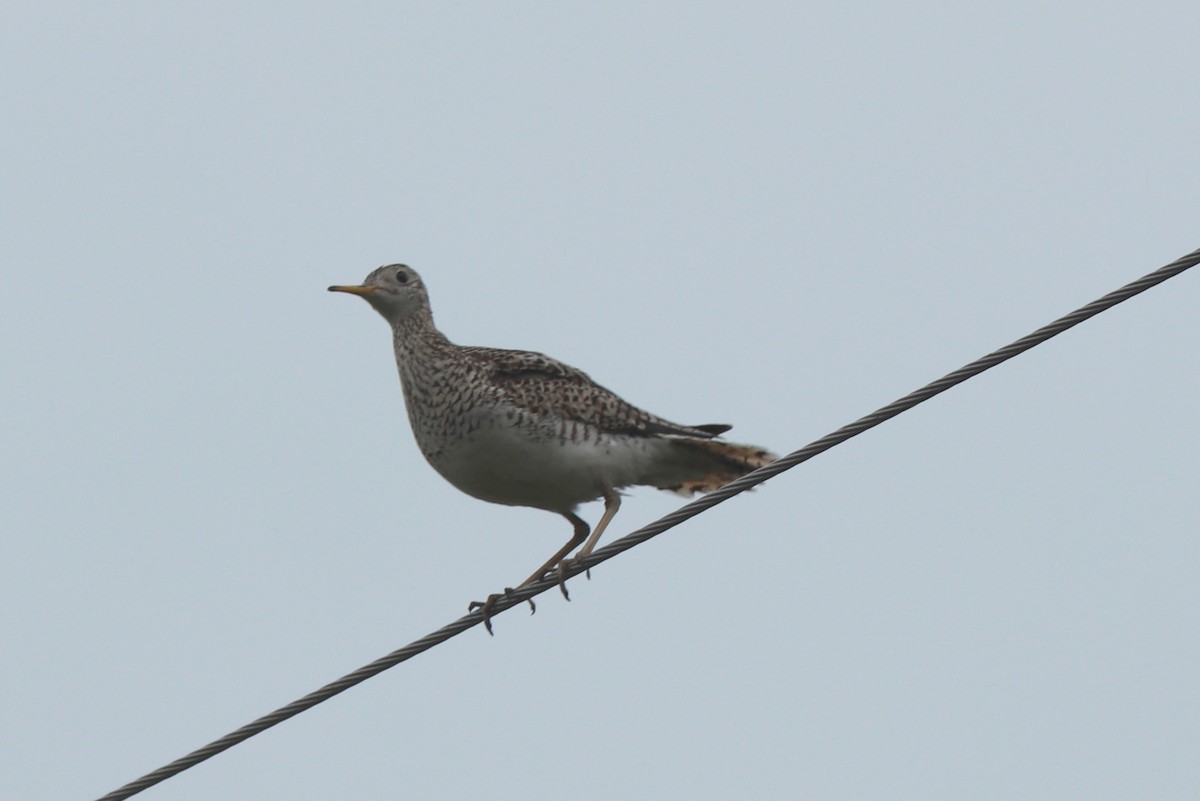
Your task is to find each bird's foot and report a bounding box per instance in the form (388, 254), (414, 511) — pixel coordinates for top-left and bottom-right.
(553, 554), (601, 600)
(468, 588), (535, 635)
(570, 554), (597, 578)
(555, 562), (572, 601)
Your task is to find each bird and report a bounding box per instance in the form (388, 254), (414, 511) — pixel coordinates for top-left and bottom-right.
(329, 264), (775, 632)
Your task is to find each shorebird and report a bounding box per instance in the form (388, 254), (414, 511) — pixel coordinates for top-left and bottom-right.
(329, 264), (774, 631)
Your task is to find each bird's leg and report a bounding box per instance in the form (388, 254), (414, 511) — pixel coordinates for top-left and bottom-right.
(571, 491), (621, 579)
(468, 512), (589, 634)
(521, 512), (590, 591)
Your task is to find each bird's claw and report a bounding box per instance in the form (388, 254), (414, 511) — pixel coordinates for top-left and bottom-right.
(468, 587), (535, 635)
(467, 594), (501, 636)
(555, 561), (577, 601)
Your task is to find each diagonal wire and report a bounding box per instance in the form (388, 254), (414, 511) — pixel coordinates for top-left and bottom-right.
(95, 246), (1200, 801)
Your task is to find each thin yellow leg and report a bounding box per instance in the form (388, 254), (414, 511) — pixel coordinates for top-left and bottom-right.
(518, 512), (590, 587)
(575, 491), (621, 561)
(469, 512), (590, 634)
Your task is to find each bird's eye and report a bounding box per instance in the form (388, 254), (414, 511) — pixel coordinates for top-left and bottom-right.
(395, 269), (409, 284)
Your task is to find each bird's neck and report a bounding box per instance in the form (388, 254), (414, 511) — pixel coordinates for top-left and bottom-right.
(390, 309), (456, 364)
(388, 312), (470, 445)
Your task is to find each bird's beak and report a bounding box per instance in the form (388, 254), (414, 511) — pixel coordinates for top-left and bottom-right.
(328, 284), (378, 296)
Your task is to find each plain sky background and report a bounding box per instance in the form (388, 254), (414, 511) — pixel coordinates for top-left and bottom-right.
(3, 3), (1198, 800)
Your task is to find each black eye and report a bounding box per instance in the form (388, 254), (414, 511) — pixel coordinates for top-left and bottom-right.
(395, 269), (409, 284)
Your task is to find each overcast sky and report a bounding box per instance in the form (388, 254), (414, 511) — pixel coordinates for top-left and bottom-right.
(3, 3), (1198, 800)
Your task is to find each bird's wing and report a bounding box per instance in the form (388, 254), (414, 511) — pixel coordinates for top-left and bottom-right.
(460, 346), (725, 439)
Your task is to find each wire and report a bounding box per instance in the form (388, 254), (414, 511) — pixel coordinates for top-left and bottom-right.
(95, 246), (1200, 801)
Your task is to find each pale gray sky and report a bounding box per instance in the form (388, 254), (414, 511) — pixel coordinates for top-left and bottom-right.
(3, 4), (1198, 800)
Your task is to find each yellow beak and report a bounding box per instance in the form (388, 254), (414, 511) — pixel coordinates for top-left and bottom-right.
(327, 284), (378, 296)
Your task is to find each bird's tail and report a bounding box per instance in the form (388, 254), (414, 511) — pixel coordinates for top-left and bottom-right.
(657, 437), (777, 496)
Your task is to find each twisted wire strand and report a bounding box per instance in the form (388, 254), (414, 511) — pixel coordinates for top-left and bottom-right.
(96, 246), (1200, 801)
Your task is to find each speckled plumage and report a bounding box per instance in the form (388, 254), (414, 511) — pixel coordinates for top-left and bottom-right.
(330, 263), (775, 623)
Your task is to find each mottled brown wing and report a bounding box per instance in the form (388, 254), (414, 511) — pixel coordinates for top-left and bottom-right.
(460, 346), (726, 439)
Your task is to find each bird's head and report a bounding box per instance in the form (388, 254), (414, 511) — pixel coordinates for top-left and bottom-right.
(328, 263), (430, 325)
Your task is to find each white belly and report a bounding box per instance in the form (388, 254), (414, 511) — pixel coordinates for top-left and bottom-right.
(426, 422), (662, 513)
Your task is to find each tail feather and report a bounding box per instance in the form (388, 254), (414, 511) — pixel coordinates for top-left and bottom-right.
(658, 437), (777, 496)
